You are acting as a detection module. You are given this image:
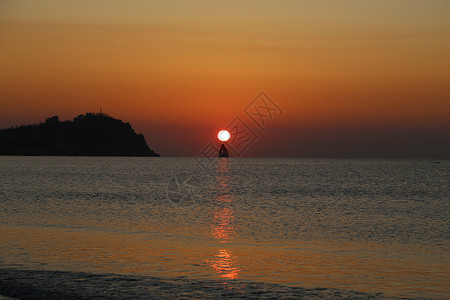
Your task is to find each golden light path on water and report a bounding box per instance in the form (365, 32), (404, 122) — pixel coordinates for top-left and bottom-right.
(205, 158), (240, 280)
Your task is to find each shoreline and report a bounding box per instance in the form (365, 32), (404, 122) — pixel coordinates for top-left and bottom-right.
(0, 268), (385, 299)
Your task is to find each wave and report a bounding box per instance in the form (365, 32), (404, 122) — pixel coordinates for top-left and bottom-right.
(0, 268), (385, 299)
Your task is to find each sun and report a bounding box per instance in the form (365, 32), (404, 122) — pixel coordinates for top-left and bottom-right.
(218, 130), (230, 142)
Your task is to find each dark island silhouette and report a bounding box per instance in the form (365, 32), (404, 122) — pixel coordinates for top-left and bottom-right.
(0, 112), (159, 157)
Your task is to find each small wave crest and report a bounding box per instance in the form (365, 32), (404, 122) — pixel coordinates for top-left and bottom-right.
(0, 268), (385, 299)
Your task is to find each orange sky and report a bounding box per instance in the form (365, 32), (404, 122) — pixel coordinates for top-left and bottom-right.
(0, 0), (449, 157)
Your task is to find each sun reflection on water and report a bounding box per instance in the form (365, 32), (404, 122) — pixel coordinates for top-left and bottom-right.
(212, 206), (234, 242)
(209, 249), (239, 280)
(206, 158), (240, 280)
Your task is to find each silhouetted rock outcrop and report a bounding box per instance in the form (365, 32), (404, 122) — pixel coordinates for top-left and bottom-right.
(218, 144), (229, 157)
(0, 113), (159, 157)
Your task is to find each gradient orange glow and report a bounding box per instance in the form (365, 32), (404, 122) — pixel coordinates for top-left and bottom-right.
(0, 1), (449, 157)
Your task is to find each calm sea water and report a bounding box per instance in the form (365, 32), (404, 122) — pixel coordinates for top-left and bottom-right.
(0, 157), (448, 299)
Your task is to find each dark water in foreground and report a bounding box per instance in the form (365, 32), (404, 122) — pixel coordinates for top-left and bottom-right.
(0, 157), (448, 299)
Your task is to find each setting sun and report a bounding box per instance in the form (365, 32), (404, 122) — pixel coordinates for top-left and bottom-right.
(218, 130), (230, 142)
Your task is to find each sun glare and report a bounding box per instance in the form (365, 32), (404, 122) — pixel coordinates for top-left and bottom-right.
(218, 130), (230, 142)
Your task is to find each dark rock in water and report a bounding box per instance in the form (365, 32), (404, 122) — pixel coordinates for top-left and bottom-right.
(218, 144), (229, 157)
(0, 112), (159, 156)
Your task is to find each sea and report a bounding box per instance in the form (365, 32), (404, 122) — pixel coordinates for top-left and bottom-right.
(0, 157), (448, 299)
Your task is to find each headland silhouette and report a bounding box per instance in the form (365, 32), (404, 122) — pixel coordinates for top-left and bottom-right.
(0, 112), (159, 157)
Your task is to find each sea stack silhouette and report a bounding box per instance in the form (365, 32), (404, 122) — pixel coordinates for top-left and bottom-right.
(218, 144), (229, 157)
(0, 111), (159, 157)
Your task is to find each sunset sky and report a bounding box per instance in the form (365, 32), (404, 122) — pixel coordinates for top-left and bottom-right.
(1, 0), (449, 157)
